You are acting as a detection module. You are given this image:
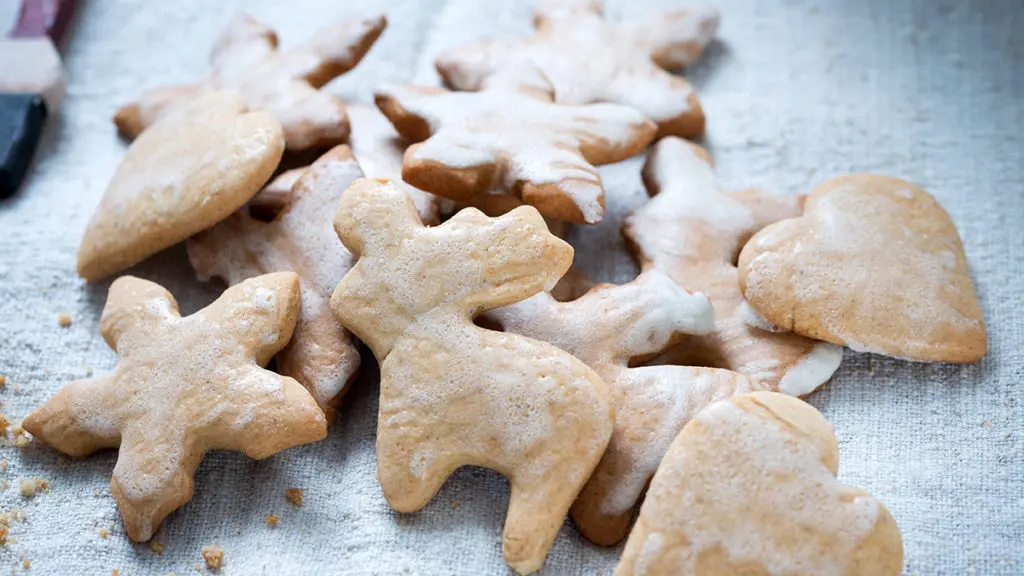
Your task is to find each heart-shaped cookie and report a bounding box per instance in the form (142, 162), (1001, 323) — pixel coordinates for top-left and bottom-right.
(738, 174), (986, 362)
(616, 391), (903, 576)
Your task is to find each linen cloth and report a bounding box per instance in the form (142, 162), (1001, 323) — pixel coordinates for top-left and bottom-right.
(0, 0), (1021, 574)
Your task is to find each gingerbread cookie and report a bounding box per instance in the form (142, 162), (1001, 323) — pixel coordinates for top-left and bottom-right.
(436, 0), (718, 139)
(187, 145), (365, 418)
(330, 179), (613, 574)
(374, 80), (656, 224)
(616, 391), (904, 575)
(114, 13), (386, 150)
(624, 137), (843, 395)
(78, 92), (284, 281)
(738, 174), (986, 362)
(22, 273), (327, 541)
(346, 104), (441, 225)
(248, 166), (306, 220)
(483, 270), (752, 545)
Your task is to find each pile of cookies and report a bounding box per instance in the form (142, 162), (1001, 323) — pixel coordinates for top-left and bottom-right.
(25, 2), (987, 574)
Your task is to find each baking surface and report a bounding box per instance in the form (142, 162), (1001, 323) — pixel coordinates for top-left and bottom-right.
(0, 0), (1021, 574)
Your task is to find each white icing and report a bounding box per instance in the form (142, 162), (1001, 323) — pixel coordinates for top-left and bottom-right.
(650, 400), (882, 575)
(436, 3), (719, 123)
(744, 179), (983, 358)
(377, 84), (652, 224)
(777, 342), (844, 397)
(347, 104), (438, 223)
(187, 151), (365, 407)
(738, 300), (785, 332)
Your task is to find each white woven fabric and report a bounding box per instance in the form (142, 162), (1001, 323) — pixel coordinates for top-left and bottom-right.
(0, 0), (1021, 573)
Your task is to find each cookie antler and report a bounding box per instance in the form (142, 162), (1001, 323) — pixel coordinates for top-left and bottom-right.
(333, 178), (422, 261)
(23, 273), (327, 542)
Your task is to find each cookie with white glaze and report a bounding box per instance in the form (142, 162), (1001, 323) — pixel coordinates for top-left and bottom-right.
(187, 146), (365, 418)
(375, 80), (656, 225)
(78, 92), (284, 281)
(616, 391), (903, 576)
(436, 0), (718, 139)
(484, 270), (752, 545)
(624, 137), (843, 396)
(329, 179), (613, 575)
(738, 174), (986, 362)
(115, 13), (385, 150)
(22, 273), (327, 542)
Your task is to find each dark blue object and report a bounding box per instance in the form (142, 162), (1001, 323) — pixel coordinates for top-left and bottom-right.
(0, 93), (47, 199)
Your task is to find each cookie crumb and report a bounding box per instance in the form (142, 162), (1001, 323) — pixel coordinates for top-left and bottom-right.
(18, 478), (48, 498)
(21, 558), (30, 569)
(10, 425), (31, 448)
(58, 312), (72, 327)
(151, 541), (165, 554)
(98, 528), (109, 538)
(1, 459), (8, 472)
(285, 488), (303, 506)
(264, 514), (279, 527)
(982, 420), (992, 428)
(0, 414), (9, 435)
(2, 481), (8, 491)
(0, 525), (7, 545)
(112, 570), (119, 576)
(451, 501), (459, 509)
(201, 546), (224, 570)
(0, 376), (6, 389)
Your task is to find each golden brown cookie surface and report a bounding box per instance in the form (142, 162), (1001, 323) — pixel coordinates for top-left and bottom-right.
(187, 146), (365, 418)
(484, 270), (752, 545)
(78, 92), (284, 281)
(330, 179), (613, 575)
(738, 174), (986, 362)
(616, 392), (904, 576)
(114, 13), (385, 150)
(624, 137), (843, 396)
(22, 273), (327, 542)
(436, 0), (718, 139)
(375, 82), (656, 225)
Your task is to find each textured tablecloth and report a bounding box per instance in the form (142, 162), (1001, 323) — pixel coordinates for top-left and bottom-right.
(0, 0), (1021, 574)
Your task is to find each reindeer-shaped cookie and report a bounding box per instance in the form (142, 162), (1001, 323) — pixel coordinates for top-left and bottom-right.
(330, 179), (613, 575)
(484, 270), (752, 545)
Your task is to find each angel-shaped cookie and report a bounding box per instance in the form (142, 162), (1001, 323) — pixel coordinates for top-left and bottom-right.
(375, 76), (656, 225)
(624, 137), (843, 395)
(187, 146), (364, 417)
(484, 270), (752, 545)
(22, 273), (326, 541)
(330, 179), (613, 574)
(115, 12), (386, 149)
(436, 0), (719, 139)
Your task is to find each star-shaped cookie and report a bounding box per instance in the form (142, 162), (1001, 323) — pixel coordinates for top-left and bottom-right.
(484, 270), (752, 545)
(187, 145), (365, 418)
(22, 273), (327, 541)
(436, 0), (719, 139)
(114, 12), (386, 150)
(624, 137), (843, 396)
(375, 82), (656, 224)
